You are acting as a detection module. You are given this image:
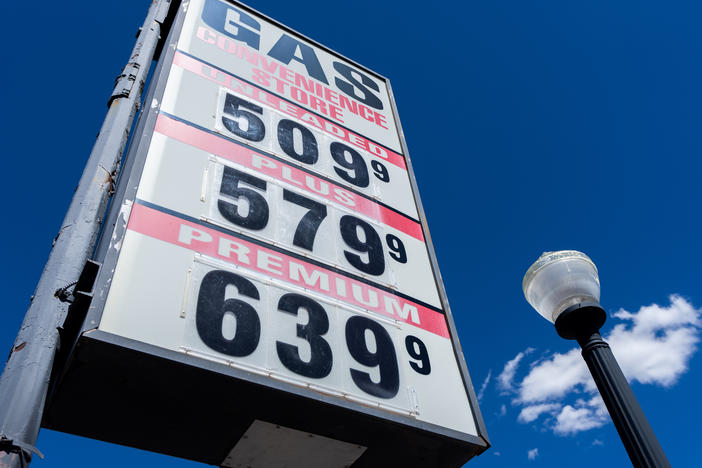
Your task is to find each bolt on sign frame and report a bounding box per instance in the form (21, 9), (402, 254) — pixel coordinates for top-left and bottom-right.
(44, 0), (489, 466)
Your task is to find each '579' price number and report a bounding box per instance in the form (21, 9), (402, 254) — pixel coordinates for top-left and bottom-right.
(213, 164), (409, 279)
(191, 269), (432, 401)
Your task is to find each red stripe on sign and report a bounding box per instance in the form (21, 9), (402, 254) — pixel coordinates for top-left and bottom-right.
(127, 203), (449, 338)
(172, 51), (407, 170)
(155, 114), (424, 241)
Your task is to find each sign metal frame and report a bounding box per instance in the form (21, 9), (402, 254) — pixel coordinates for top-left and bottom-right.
(46, 0), (489, 464)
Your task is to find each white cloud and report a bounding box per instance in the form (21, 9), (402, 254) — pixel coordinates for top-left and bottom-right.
(527, 448), (539, 460)
(518, 403), (561, 423)
(498, 349), (533, 393)
(613, 295), (700, 334)
(608, 295), (700, 387)
(502, 295), (699, 435)
(477, 370), (492, 401)
(498, 404), (507, 416)
(517, 348), (590, 403)
(592, 439), (604, 446)
(497, 352), (523, 393)
(553, 406), (606, 435)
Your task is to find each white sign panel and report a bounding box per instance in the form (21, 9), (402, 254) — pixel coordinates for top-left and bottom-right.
(178, 0), (403, 153)
(98, 0), (478, 438)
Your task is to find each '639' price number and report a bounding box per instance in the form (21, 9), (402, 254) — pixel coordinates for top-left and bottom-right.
(195, 269), (432, 399)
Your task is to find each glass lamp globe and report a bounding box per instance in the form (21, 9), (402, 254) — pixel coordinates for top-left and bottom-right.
(522, 250), (600, 324)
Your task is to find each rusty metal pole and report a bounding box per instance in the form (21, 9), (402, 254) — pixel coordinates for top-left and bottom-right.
(0, 1), (173, 466)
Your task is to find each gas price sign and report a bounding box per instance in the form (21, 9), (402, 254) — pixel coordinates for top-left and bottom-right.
(93, 0), (484, 446)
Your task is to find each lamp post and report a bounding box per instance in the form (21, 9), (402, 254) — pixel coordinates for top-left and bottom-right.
(522, 251), (670, 468)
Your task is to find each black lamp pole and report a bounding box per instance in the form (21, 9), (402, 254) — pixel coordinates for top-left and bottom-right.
(554, 302), (671, 468)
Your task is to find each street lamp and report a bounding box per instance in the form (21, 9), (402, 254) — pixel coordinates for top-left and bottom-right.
(522, 251), (670, 468)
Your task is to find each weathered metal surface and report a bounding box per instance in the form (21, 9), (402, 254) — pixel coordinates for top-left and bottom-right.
(0, 1), (175, 467)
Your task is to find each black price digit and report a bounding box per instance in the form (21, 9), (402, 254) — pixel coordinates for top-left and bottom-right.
(276, 293), (333, 378)
(371, 160), (390, 182)
(405, 336), (431, 375)
(222, 93), (266, 142)
(339, 215), (385, 276)
(196, 270), (261, 357)
(283, 190), (327, 251)
(386, 234), (407, 264)
(330, 142), (369, 188)
(277, 119), (319, 164)
(218, 166), (269, 230)
(345, 316), (399, 398)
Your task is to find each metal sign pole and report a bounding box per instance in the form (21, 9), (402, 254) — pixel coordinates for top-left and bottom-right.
(0, 1), (174, 466)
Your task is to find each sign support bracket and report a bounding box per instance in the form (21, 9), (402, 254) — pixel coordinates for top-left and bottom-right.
(0, 1), (176, 466)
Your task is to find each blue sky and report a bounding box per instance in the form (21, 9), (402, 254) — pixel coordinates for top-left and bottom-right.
(2, 0), (701, 466)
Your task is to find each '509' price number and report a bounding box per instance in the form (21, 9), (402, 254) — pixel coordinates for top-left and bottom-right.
(219, 92), (392, 190)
